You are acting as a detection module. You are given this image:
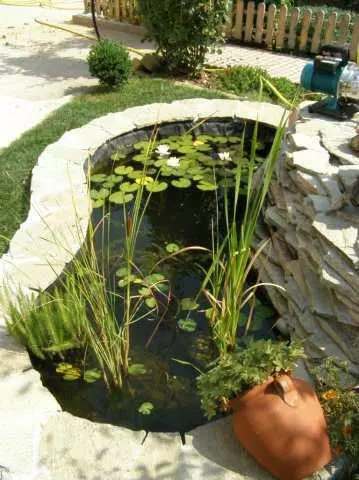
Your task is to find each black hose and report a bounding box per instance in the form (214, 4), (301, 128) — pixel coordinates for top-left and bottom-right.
(91, 0), (101, 40)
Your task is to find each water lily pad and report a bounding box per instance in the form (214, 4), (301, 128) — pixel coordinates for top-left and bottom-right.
(107, 174), (123, 183)
(138, 402), (154, 415)
(171, 178), (191, 188)
(111, 151), (126, 161)
(114, 165), (134, 175)
(177, 318), (197, 332)
(138, 286), (152, 297)
(145, 297), (157, 309)
(193, 174), (204, 181)
(154, 158), (167, 167)
(166, 243), (180, 253)
(196, 144), (211, 152)
(135, 176), (154, 186)
(102, 181), (115, 189)
(197, 182), (218, 191)
(128, 364), (147, 376)
(92, 199), (105, 209)
(56, 362), (73, 373)
(91, 173), (107, 183)
(120, 182), (139, 193)
(133, 140), (151, 151)
(177, 145), (197, 154)
(83, 369), (101, 383)
(143, 273), (165, 286)
(127, 170), (143, 180)
(109, 191), (134, 205)
(90, 188), (110, 200)
(188, 166), (205, 176)
(180, 297), (199, 311)
(133, 153), (149, 163)
(116, 266), (131, 278)
(146, 181), (168, 193)
(118, 274), (137, 287)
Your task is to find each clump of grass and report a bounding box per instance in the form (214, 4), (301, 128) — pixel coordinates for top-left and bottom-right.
(200, 103), (287, 355)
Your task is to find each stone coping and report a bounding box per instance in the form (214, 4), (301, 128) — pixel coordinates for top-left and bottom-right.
(0, 99), (342, 480)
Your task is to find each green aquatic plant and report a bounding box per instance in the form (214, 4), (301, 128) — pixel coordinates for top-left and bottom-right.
(199, 116), (287, 355)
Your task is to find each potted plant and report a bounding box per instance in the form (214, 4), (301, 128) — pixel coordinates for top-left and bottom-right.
(197, 339), (332, 480)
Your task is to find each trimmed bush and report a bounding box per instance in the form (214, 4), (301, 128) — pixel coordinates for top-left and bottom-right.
(137, 0), (229, 77)
(87, 39), (132, 88)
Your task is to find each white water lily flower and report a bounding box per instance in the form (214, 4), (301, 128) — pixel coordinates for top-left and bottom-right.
(218, 151), (232, 161)
(167, 156), (180, 168)
(156, 144), (171, 156)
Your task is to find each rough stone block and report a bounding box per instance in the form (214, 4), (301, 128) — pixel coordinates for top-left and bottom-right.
(313, 214), (359, 268)
(288, 170), (326, 196)
(289, 149), (331, 175)
(289, 132), (326, 152)
(338, 164), (359, 191)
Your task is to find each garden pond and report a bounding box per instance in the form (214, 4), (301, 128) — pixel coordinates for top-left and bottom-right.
(33, 120), (281, 434)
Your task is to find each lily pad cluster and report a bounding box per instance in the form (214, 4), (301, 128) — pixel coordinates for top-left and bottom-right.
(56, 362), (102, 383)
(90, 133), (266, 208)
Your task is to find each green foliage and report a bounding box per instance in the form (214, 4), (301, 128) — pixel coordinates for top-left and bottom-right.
(199, 117), (286, 354)
(87, 39), (132, 87)
(215, 66), (305, 107)
(197, 339), (306, 419)
(312, 357), (359, 463)
(5, 280), (88, 360)
(137, 0), (229, 76)
(138, 401), (154, 415)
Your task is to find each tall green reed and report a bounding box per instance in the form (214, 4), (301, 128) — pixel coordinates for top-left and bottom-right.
(201, 114), (287, 356)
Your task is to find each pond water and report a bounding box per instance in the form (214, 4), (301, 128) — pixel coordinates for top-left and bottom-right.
(34, 122), (280, 433)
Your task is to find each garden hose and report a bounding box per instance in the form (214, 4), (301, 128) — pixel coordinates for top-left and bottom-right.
(34, 17), (146, 57)
(0, 0), (82, 9)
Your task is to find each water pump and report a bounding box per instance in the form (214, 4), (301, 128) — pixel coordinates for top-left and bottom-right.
(300, 44), (359, 120)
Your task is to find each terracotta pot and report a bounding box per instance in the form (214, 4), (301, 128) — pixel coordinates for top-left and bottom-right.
(231, 374), (332, 480)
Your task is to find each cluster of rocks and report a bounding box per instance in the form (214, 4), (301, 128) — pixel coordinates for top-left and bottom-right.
(255, 103), (359, 379)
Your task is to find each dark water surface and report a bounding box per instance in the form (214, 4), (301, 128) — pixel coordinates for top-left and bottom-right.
(34, 127), (278, 433)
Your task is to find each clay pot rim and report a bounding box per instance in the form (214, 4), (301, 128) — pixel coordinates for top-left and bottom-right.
(229, 372), (294, 410)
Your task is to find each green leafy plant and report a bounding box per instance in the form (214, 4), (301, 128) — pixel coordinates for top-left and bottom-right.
(87, 39), (132, 87)
(312, 357), (359, 464)
(197, 339), (306, 419)
(137, 0), (229, 76)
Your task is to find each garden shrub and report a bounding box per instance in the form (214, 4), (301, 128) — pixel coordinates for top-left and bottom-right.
(214, 66), (305, 105)
(87, 39), (132, 88)
(137, 0), (229, 77)
(215, 65), (270, 95)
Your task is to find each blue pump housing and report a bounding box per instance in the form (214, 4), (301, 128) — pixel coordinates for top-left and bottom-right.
(300, 62), (342, 96)
(299, 45), (354, 117)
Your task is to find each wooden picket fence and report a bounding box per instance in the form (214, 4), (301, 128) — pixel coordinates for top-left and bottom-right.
(84, 0), (359, 61)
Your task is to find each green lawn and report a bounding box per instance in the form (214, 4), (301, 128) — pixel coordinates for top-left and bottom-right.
(0, 77), (231, 255)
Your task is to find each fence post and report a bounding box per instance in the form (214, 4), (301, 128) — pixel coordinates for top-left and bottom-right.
(233, 0), (244, 40)
(265, 4), (276, 49)
(350, 15), (359, 61)
(338, 13), (351, 45)
(324, 12), (337, 44)
(276, 5), (288, 50)
(288, 7), (300, 50)
(255, 2), (266, 44)
(311, 10), (324, 53)
(244, 1), (255, 42)
(299, 9), (312, 52)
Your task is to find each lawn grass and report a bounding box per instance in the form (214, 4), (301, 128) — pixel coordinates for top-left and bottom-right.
(0, 76), (230, 255)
